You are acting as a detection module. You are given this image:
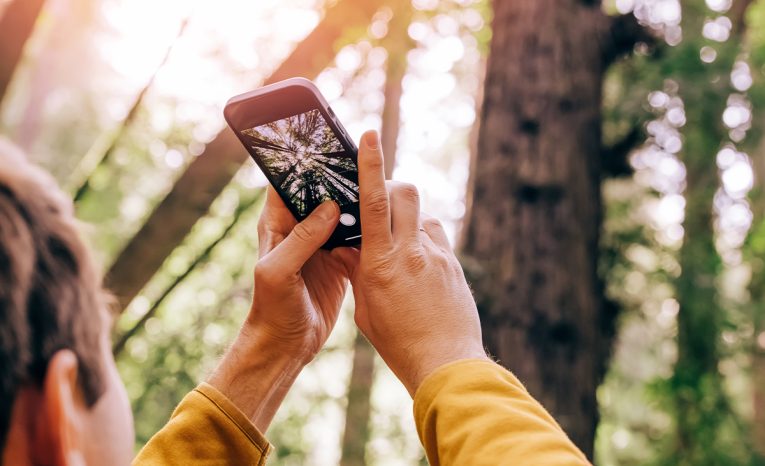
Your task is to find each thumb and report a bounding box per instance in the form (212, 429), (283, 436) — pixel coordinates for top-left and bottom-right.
(268, 201), (339, 273)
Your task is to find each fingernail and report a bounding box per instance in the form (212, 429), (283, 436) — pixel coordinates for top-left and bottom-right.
(363, 131), (380, 150)
(316, 201), (338, 221)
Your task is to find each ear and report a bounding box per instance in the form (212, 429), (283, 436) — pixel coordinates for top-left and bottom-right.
(41, 350), (88, 466)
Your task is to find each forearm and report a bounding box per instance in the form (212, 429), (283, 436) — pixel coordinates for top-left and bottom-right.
(206, 323), (309, 433)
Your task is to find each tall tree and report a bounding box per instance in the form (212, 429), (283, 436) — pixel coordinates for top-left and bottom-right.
(459, 0), (650, 457)
(740, 1), (765, 459)
(340, 333), (376, 466)
(105, 0), (385, 311)
(11, 0), (99, 153)
(0, 0), (46, 106)
(749, 135), (765, 463)
(340, 4), (414, 465)
(662, 1), (755, 464)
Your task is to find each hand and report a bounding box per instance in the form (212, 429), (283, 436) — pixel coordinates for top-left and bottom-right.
(208, 187), (350, 431)
(333, 131), (488, 397)
(246, 186), (350, 360)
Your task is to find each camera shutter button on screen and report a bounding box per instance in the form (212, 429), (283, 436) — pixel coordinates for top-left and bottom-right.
(339, 213), (357, 226)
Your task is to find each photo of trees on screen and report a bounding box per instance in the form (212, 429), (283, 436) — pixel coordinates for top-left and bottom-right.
(241, 109), (359, 217)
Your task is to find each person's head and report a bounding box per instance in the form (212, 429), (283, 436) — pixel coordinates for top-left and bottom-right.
(0, 139), (133, 466)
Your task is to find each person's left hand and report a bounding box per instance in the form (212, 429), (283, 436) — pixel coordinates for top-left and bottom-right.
(208, 186), (350, 431)
(245, 186), (350, 361)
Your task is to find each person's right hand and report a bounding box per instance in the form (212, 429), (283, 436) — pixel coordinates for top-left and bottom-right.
(332, 130), (489, 397)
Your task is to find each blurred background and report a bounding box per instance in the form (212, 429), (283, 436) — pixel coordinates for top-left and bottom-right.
(2, 0), (765, 464)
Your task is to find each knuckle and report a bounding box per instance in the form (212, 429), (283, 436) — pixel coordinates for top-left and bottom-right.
(391, 182), (419, 203)
(365, 151), (384, 169)
(403, 246), (428, 273)
(432, 250), (452, 267)
(257, 217), (274, 242)
(291, 221), (315, 243)
(253, 261), (280, 288)
(363, 256), (396, 286)
(365, 191), (389, 216)
(257, 217), (268, 236)
(422, 217), (443, 231)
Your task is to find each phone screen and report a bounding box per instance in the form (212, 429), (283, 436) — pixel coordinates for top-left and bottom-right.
(239, 108), (359, 218)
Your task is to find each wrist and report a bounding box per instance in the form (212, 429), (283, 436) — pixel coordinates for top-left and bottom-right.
(404, 341), (489, 397)
(240, 319), (319, 364)
(207, 322), (310, 432)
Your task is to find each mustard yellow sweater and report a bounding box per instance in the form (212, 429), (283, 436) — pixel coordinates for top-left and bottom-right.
(133, 359), (590, 465)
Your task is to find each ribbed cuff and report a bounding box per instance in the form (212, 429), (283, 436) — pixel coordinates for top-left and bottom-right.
(195, 382), (273, 458)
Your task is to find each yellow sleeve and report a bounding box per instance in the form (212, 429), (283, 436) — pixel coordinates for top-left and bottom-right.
(132, 383), (273, 465)
(413, 359), (590, 466)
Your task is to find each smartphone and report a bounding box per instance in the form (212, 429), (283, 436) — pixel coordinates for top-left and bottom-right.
(224, 77), (361, 249)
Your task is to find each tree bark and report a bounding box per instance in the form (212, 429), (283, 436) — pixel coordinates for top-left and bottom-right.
(737, 1), (765, 458)
(668, 2), (753, 464)
(459, 1), (641, 457)
(0, 0), (47, 106)
(748, 134), (765, 461)
(340, 333), (376, 466)
(379, 3), (412, 180)
(105, 0), (384, 311)
(743, 17), (765, 457)
(340, 6), (412, 464)
(12, 0), (98, 153)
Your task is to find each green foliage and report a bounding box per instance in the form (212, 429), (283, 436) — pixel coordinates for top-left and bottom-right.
(598, 1), (765, 464)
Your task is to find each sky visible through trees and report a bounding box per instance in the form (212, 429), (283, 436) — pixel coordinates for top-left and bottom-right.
(241, 109), (359, 217)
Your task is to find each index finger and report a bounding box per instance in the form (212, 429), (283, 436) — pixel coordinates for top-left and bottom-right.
(263, 186), (298, 227)
(357, 130), (392, 251)
(257, 186), (297, 255)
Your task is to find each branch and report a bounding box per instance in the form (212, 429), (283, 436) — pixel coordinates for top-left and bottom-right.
(68, 16), (191, 202)
(112, 189), (264, 357)
(602, 125), (644, 178)
(601, 13), (657, 66)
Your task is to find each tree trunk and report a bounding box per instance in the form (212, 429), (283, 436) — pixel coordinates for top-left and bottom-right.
(459, 1), (642, 457)
(340, 333), (376, 466)
(340, 6), (412, 464)
(0, 0), (47, 106)
(379, 3), (412, 180)
(105, 0), (384, 311)
(667, 2), (753, 463)
(740, 1), (765, 457)
(749, 136), (765, 461)
(12, 0), (97, 153)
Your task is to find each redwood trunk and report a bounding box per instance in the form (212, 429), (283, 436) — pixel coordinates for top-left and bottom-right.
(0, 0), (46, 105)
(340, 333), (376, 466)
(746, 66), (765, 463)
(460, 1), (615, 456)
